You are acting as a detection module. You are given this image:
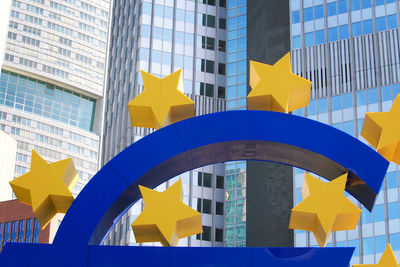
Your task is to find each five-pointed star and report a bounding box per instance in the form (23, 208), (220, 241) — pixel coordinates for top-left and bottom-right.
(131, 180), (202, 246)
(9, 150), (78, 229)
(361, 95), (400, 165)
(247, 52), (312, 113)
(353, 244), (399, 267)
(127, 69), (195, 130)
(289, 172), (361, 247)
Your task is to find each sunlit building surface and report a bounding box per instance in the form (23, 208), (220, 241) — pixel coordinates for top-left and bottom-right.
(102, 0), (227, 247)
(0, 130), (16, 201)
(0, 0), (111, 196)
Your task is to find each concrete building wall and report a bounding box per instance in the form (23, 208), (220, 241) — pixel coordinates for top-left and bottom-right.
(0, 0), (12, 69)
(0, 130), (16, 201)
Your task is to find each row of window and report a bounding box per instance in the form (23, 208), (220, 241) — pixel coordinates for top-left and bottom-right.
(293, 15), (398, 48)
(196, 226), (223, 242)
(0, 70), (96, 132)
(293, 0), (396, 24)
(197, 172), (225, 189)
(0, 219), (39, 250)
(299, 84), (399, 117)
(196, 198), (224, 215)
(142, 3), (227, 30)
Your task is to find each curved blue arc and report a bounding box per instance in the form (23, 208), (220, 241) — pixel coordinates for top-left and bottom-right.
(54, 110), (388, 245)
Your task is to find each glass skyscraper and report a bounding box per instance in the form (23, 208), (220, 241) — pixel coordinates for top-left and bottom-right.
(102, 0), (227, 247)
(101, 0), (400, 264)
(290, 0), (400, 265)
(0, 0), (110, 196)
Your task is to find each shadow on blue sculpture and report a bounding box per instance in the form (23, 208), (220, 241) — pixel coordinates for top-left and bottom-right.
(0, 243), (354, 267)
(54, 110), (387, 246)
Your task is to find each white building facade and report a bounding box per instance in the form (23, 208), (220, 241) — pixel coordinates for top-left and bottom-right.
(0, 0), (111, 195)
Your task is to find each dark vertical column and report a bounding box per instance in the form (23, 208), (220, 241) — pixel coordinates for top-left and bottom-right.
(246, 0), (294, 247)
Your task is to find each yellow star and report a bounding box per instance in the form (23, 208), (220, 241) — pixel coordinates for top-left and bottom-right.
(127, 69), (195, 130)
(353, 244), (399, 267)
(9, 150), (78, 229)
(289, 173), (361, 247)
(248, 53), (312, 113)
(131, 180), (202, 246)
(361, 95), (400, 165)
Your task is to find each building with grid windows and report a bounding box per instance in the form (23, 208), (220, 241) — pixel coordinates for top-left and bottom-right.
(0, 0), (111, 196)
(289, 0), (400, 265)
(101, 0), (400, 264)
(102, 0), (227, 247)
(0, 200), (56, 251)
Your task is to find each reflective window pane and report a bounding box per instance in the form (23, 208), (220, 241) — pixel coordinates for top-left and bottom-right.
(304, 7), (313, 22)
(292, 10), (300, 23)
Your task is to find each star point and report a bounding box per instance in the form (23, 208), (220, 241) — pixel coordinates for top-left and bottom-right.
(132, 180), (202, 246)
(289, 173), (361, 247)
(248, 53), (312, 113)
(9, 150), (78, 229)
(128, 69), (195, 130)
(361, 95), (400, 164)
(353, 243), (399, 267)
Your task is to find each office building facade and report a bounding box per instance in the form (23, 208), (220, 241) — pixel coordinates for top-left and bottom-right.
(102, 0), (227, 247)
(290, 0), (400, 265)
(0, 200), (56, 251)
(0, 0), (111, 195)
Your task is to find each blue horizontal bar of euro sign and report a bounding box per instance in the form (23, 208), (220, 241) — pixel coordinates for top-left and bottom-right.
(53, 110), (388, 246)
(0, 243), (354, 267)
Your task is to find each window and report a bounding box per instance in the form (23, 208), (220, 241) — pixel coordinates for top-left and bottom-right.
(33, 219), (39, 243)
(10, 221), (17, 242)
(387, 15), (397, 29)
(315, 30), (325, 44)
(338, 0), (347, 14)
(219, 0), (226, 7)
(292, 36), (300, 49)
(339, 25), (349, 39)
(218, 63), (226, 75)
(376, 16), (386, 32)
(304, 7), (313, 22)
(219, 18), (226, 29)
(350, 0), (360, 11)
(218, 40), (226, 52)
(328, 27), (338, 42)
(215, 228), (223, 242)
(361, 0), (371, 9)
(314, 5), (324, 20)
(352, 22), (362, 36)
(199, 82), (214, 97)
(201, 0), (216, 5)
(216, 202), (224, 215)
(292, 11), (300, 23)
(202, 14), (216, 27)
(305, 32), (314, 47)
(197, 226), (212, 241)
(217, 87), (225, 99)
(3, 222), (10, 242)
(363, 20), (373, 34)
(18, 220), (25, 242)
(216, 175), (224, 189)
(327, 2), (337, 16)
(200, 59), (215, 73)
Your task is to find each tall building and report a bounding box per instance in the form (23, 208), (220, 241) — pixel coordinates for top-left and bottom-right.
(101, 0), (400, 264)
(0, 130), (17, 201)
(102, 0), (227, 247)
(289, 0), (400, 265)
(0, 0), (111, 196)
